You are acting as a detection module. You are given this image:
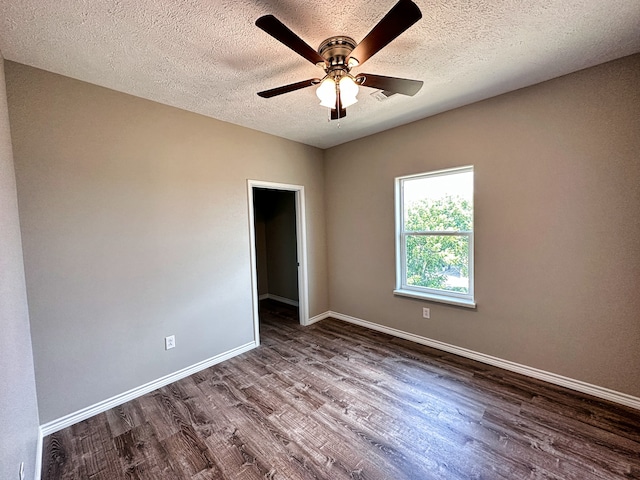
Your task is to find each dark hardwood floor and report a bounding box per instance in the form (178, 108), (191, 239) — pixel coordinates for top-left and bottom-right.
(42, 300), (640, 479)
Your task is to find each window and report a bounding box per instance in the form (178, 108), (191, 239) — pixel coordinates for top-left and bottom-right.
(394, 166), (475, 307)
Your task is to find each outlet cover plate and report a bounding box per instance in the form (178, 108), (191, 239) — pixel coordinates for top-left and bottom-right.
(422, 307), (430, 319)
(165, 335), (176, 350)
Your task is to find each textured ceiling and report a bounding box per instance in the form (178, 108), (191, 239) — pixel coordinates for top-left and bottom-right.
(1, 0), (639, 148)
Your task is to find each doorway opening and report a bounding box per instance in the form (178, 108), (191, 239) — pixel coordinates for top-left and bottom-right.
(247, 180), (309, 345)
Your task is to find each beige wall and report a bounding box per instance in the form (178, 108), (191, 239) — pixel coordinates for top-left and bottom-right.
(6, 61), (328, 423)
(0, 57), (40, 479)
(324, 54), (640, 397)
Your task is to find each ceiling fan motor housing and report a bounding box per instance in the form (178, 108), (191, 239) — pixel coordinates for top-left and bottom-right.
(318, 36), (358, 73)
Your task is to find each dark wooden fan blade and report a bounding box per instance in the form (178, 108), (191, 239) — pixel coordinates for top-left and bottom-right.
(330, 107), (347, 120)
(331, 108), (347, 120)
(356, 73), (423, 96)
(257, 78), (320, 98)
(348, 0), (422, 66)
(256, 15), (326, 66)
(330, 94), (346, 120)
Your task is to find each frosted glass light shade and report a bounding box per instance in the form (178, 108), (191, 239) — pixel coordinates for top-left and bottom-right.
(339, 76), (359, 108)
(316, 78), (336, 108)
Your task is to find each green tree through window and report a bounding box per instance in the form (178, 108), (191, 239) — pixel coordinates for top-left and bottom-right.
(405, 195), (472, 292)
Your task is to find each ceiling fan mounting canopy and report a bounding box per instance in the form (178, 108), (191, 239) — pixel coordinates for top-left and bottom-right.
(317, 36), (359, 69)
(255, 0), (424, 120)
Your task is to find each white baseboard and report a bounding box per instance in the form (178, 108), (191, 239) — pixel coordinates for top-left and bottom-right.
(40, 341), (257, 436)
(261, 294), (299, 307)
(327, 311), (640, 411)
(306, 311), (332, 326)
(34, 426), (43, 480)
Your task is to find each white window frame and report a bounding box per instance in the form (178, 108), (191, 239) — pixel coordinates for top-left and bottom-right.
(394, 166), (476, 308)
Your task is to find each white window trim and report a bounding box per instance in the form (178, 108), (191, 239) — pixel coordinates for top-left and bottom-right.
(394, 166), (476, 308)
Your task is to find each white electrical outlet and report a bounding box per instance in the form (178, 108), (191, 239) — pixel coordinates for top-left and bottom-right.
(165, 335), (175, 350)
(422, 307), (430, 319)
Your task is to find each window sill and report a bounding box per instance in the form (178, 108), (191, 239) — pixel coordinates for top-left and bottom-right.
(393, 289), (476, 308)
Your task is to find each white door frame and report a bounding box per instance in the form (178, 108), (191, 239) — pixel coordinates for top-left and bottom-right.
(247, 180), (310, 344)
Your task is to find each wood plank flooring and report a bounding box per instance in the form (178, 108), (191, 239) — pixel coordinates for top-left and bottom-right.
(42, 300), (640, 479)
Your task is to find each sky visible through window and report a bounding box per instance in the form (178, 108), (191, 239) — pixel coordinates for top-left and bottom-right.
(403, 170), (473, 219)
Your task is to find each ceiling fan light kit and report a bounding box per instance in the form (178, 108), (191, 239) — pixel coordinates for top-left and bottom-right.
(256, 0), (424, 121)
(316, 36), (360, 111)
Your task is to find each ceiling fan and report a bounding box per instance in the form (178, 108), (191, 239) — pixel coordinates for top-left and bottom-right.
(255, 0), (424, 120)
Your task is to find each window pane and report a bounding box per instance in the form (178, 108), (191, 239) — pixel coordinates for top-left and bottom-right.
(405, 234), (469, 294)
(403, 171), (473, 232)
